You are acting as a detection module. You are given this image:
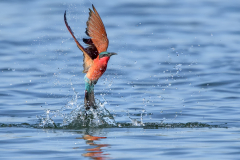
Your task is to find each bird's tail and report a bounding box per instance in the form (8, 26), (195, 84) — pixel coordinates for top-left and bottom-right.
(84, 89), (95, 110)
(84, 76), (96, 110)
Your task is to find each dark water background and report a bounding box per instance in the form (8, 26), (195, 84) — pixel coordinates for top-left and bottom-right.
(0, 0), (240, 159)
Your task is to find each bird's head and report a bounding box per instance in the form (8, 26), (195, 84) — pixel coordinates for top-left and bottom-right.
(99, 52), (117, 59)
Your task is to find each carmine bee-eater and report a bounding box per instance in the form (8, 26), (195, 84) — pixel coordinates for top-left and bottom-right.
(64, 5), (117, 110)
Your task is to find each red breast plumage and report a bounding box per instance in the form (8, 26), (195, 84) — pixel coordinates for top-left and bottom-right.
(86, 56), (110, 81)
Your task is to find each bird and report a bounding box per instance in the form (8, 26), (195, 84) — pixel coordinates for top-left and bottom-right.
(64, 5), (117, 110)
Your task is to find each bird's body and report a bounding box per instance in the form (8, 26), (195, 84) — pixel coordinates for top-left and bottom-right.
(86, 55), (110, 81)
(64, 5), (116, 109)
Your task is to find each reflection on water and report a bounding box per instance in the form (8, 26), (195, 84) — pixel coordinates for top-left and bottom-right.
(78, 135), (109, 160)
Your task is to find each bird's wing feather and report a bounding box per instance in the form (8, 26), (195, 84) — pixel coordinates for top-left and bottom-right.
(84, 5), (109, 54)
(64, 11), (93, 73)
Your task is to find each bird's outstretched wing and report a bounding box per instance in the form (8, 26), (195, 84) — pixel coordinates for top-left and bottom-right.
(64, 11), (93, 73)
(84, 5), (109, 55)
(64, 5), (109, 73)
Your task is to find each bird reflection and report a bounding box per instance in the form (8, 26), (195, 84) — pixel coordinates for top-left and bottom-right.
(76, 134), (110, 160)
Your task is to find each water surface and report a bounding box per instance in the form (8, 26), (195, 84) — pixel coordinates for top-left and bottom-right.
(0, 0), (240, 159)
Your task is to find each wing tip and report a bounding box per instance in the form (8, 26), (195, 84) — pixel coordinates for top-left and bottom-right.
(64, 11), (73, 34)
(92, 4), (95, 11)
(64, 10), (67, 21)
(89, 8), (92, 14)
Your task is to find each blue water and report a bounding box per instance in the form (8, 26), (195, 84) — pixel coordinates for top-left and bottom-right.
(1, 0), (240, 159)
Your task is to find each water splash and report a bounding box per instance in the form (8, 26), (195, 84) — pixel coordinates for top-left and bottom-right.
(63, 100), (116, 128)
(0, 122), (227, 129)
(174, 64), (182, 74)
(37, 91), (116, 128)
(127, 109), (149, 127)
(37, 109), (56, 128)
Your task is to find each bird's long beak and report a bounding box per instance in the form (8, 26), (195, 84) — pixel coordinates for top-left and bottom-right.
(109, 52), (117, 56)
